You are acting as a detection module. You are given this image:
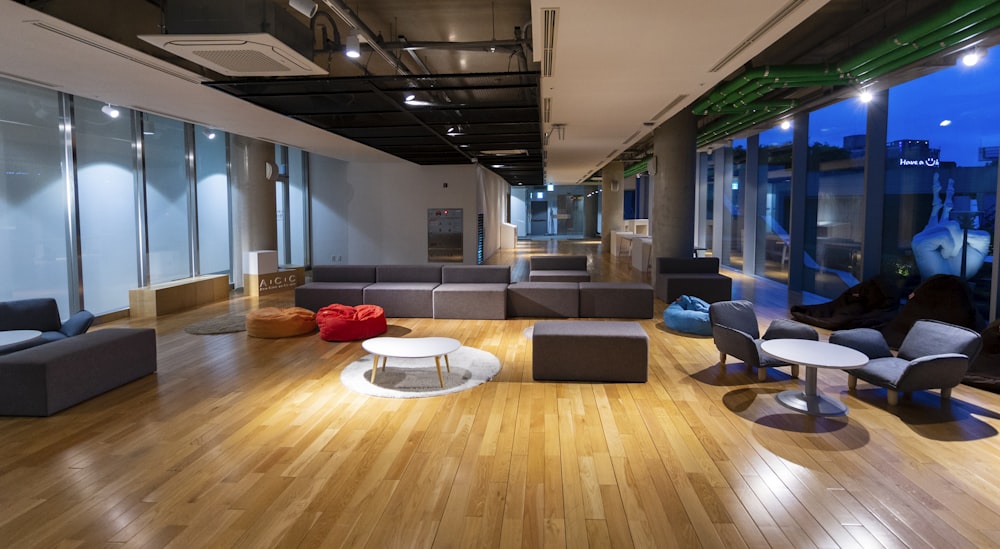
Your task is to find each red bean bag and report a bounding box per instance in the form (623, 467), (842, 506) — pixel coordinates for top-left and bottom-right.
(316, 303), (387, 341)
(246, 307), (316, 338)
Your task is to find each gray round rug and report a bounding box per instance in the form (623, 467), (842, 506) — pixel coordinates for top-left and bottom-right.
(340, 346), (501, 398)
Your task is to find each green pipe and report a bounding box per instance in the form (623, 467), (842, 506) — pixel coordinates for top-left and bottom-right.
(698, 106), (790, 143)
(691, 65), (832, 113)
(852, 13), (1000, 81)
(706, 101), (797, 115)
(847, 6), (1000, 79)
(838, 0), (1000, 73)
(623, 160), (648, 178)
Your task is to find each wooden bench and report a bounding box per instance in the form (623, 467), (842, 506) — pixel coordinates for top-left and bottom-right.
(129, 274), (229, 318)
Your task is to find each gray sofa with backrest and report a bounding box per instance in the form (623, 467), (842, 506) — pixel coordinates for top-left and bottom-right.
(294, 265), (376, 311)
(0, 328), (157, 416)
(363, 264), (443, 318)
(528, 255), (591, 282)
(433, 265), (510, 319)
(0, 298), (95, 355)
(655, 257), (732, 303)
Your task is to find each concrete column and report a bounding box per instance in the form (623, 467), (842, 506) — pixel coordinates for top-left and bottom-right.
(651, 110), (697, 260)
(229, 134), (277, 287)
(601, 161), (625, 250)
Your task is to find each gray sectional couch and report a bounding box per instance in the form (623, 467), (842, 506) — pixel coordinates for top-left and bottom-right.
(295, 264), (653, 320)
(528, 255), (591, 282)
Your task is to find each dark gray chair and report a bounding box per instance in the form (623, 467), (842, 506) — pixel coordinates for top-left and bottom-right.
(709, 300), (818, 381)
(829, 319), (982, 405)
(0, 298), (94, 354)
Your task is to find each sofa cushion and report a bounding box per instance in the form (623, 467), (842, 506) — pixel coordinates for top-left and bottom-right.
(311, 265), (377, 283)
(0, 298), (63, 332)
(441, 265), (511, 284)
(433, 283), (508, 319)
(376, 264), (443, 283)
(295, 282), (371, 311)
(507, 282), (579, 318)
(364, 283), (439, 317)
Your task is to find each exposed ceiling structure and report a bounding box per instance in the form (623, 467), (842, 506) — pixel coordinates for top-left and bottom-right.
(4, 0), (1000, 187)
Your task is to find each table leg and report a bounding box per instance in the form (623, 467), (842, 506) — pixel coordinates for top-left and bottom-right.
(444, 353), (451, 373)
(775, 365), (848, 417)
(370, 355), (381, 383)
(434, 356), (444, 388)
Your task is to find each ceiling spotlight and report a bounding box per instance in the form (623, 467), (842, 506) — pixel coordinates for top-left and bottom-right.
(405, 93), (416, 102)
(202, 128), (217, 139)
(961, 48), (983, 67)
(345, 31), (361, 58)
(288, 0), (318, 19)
(780, 120), (791, 130)
(858, 89), (874, 103)
(101, 104), (120, 118)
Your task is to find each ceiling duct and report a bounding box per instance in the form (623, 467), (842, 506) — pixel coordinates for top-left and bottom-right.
(138, 0), (326, 77)
(542, 8), (558, 77)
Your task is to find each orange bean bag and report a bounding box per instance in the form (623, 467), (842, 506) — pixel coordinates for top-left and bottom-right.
(316, 304), (387, 341)
(246, 307), (317, 338)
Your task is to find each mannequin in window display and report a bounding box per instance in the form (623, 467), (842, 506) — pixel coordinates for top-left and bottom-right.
(911, 173), (990, 280)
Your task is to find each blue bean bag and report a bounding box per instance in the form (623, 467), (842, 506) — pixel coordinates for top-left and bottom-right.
(664, 295), (712, 336)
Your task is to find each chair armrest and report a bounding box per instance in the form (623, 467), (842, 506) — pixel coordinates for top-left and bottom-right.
(829, 328), (893, 359)
(712, 324), (760, 368)
(59, 310), (95, 337)
(896, 353), (970, 392)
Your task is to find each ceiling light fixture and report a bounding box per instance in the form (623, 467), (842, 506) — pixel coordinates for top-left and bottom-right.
(101, 103), (120, 118)
(345, 30), (361, 58)
(202, 128), (217, 139)
(859, 89), (874, 103)
(780, 120), (791, 130)
(961, 48), (983, 67)
(288, 0), (318, 19)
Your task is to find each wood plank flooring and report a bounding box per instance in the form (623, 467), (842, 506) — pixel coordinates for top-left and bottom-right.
(3, 238), (1000, 548)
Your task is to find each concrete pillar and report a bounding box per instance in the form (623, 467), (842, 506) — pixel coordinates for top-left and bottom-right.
(229, 134), (277, 287)
(601, 161), (625, 250)
(651, 110), (697, 260)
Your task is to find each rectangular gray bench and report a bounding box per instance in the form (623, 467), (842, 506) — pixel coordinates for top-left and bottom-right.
(0, 328), (157, 416)
(654, 257), (732, 303)
(507, 282), (580, 318)
(528, 255), (591, 282)
(433, 265), (511, 319)
(532, 321), (648, 382)
(579, 282), (653, 318)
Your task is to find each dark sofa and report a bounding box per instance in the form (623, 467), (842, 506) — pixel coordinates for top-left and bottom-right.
(0, 298), (95, 355)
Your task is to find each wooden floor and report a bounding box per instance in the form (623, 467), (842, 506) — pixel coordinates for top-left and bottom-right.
(3, 239), (1000, 548)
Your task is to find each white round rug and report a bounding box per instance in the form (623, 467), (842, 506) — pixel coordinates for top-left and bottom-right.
(340, 346), (501, 398)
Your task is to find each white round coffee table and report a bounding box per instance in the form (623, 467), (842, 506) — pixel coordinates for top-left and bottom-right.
(361, 336), (462, 388)
(0, 329), (42, 352)
(761, 339), (868, 417)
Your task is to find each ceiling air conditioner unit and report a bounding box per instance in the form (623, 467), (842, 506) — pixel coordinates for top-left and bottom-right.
(138, 0), (326, 77)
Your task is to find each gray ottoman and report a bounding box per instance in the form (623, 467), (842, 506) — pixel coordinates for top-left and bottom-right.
(579, 282), (653, 318)
(532, 321), (648, 382)
(507, 282), (579, 318)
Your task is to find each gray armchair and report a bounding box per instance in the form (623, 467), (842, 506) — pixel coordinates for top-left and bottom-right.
(829, 319), (982, 405)
(709, 300), (818, 381)
(0, 298), (94, 354)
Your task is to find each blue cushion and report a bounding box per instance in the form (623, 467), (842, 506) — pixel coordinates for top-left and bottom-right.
(664, 295), (712, 335)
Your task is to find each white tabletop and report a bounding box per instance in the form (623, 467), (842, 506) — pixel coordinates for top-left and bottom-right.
(0, 329), (43, 347)
(761, 339), (868, 370)
(362, 336), (461, 358)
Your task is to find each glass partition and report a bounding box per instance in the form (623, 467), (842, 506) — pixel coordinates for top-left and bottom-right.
(195, 124), (230, 277)
(75, 98), (140, 314)
(143, 114), (192, 284)
(0, 79), (70, 312)
(885, 45), (1000, 316)
(719, 140), (746, 268)
(756, 129), (793, 283)
(804, 99), (867, 298)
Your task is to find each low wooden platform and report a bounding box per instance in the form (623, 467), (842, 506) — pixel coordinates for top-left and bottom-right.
(128, 274), (230, 318)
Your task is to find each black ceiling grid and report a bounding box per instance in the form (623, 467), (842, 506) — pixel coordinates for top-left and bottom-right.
(207, 71), (543, 186)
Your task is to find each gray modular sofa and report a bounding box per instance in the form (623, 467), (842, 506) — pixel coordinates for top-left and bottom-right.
(294, 265), (377, 311)
(0, 298), (95, 355)
(654, 257), (732, 303)
(0, 328), (157, 416)
(296, 264), (654, 320)
(528, 255), (591, 282)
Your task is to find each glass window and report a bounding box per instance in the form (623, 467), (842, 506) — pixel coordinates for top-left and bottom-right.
(756, 128), (793, 283)
(720, 140), (746, 269)
(75, 98), (139, 314)
(143, 114), (192, 284)
(804, 99), (867, 298)
(287, 147), (309, 267)
(195, 125), (230, 277)
(885, 44), (1000, 315)
(0, 79), (70, 312)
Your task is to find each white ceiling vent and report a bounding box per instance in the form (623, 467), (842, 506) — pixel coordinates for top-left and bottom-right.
(138, 33), (328, 77)
(541, 8), (558, 77)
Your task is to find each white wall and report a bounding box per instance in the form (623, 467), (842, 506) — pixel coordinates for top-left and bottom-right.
(309, 156), (481, 264)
